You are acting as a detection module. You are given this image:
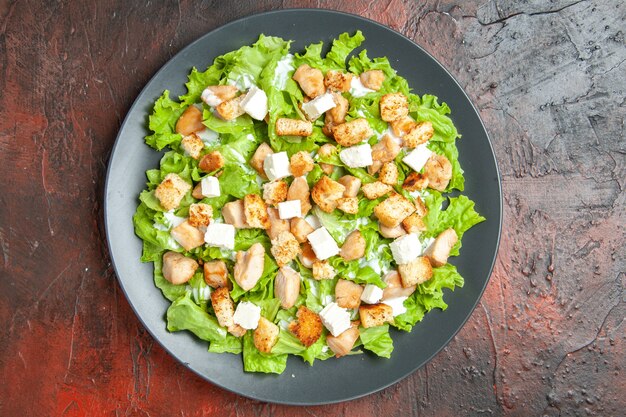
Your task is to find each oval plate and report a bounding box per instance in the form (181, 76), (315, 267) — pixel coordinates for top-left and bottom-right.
(104, 9), (502, 405)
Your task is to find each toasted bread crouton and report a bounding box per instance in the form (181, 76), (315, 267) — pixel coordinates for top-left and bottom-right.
(337, 175), (361, 197)
(390, 116), (417, 137)
(222, 200), (250, 229)
(290, 217), (314, 243)
(162, 251), (198, 285)
(424, 228), (458, 267)
(362, 181), (393, 200)
(250, 143), (273, 178)
(326, 321), (360, 357)
(327, 93), (349, 124)
(403, 121), (434, 148)
(299, 241), (318, 268)
(374, 193), (415, 228)
(359, 70), (385, 90)
(170, 220), (204, 251)
(253, 317), (280, 353)
(199, 150), (225, 173)
(312, 260), (336, 280)
(275, 266), (301, 309)
(266, 207), (290, 240)
(176, 105), (204, 135)
(234, 243), (265, 291)
(275, 118), (313, 136)
(379, 162), (398, 185)
(414, 196), (428, 217)
(188, 203), (213, 227)
(290, 151), (314, 177)
(335, 279), (364, 309)
(211, 286), (236, 329)
(292, 64), (325, 98)
(181, 133), (204, 159)
(340, 230), (366, 261)
(379, 223), (407, 239)
(369, 134), (401, 174)
(398, 256), (432, 287)
(359, 304), (394, 328)
(263, 181), (288, 207)
(403, 172), (429, 191)
(216, 95), (245, 120)
(203, 85), (239, 105)
(312, 175), (346, 213)
(380, 93), (409, 122)
(402, 213), (427, 234)
(332, 118), (373, 147)
(203, 260), (229, 288)
(337, 197), (358, 214)
(423, 154), (453, 192)
(324, 70), (353, 92)
(288, 306), (323, 347)
(243, 194), (270, 229)
(155, 173), (191, 211)
(382, 270), (416, 300)
(270, 231), (301, 267)
(287, 176), (312, 216)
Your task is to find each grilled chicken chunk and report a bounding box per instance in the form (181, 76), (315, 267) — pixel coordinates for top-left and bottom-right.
(234, 243), (265, 291)
(162, 251), (198, 285)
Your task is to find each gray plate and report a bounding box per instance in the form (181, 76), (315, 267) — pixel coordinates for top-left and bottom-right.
(104, 9), (502, 405)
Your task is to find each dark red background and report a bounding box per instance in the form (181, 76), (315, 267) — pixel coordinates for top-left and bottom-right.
(1, 1), (624, 416)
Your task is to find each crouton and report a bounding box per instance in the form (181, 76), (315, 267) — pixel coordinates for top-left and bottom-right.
(275, 118), (313, 136)
(402, 213), (427, 234)
(340, 230), (366, 261)
(335, 279), (364, 309)
(290, 151), (314, 177)
(155, 173), (191, 211)
(175, 105), (204, 135)
(403, 121), (434, 148)
(414, 196), (428, 217)
(267, 207), (290, 240)
(275, 266), (301, 309)
(211, 287), (236, 328)
(423, 154), (453, 192)
(337, 197), (358, 214)
(181, 133), (204, 159)
(299, 241), (318, 268)
(202, 85), (238, 105)
(311, 175), (346, 213)
(403, 172), (429, 191)
(359, 70), (385, 90)
(288, 306), (323, 347)
(253, 317), (280, 353)
(359, 304), (394, 328)
(292, 64), (325, 98)
(234, 243), (266, 291)
(381, 270), (416, 300)
(326, 321), (360, 357)
(262, 181), (288, 207)
(170, 220), (204, 251)
(199, 150), (225, 173)
(424, 228), (458, 267)
(324, 70), (353, 92)
(369, 134), (401, 174)
(270, 231), (301, 267)
(290, 217), (314, 243)
(222, 200), (250, 229)
(250, 143), (273, 178)
(287, 176), (312, 215)
(243, 194), (270, 229)
(203, 260), (229, 288)
(374, 193), (415, 228)
(362, 181), (393, 200)
(379, 93), (409, 122)
(162, 251), (198, 285)
(317, 144), (337, 175)
(379, 223), (407, 239)
(398, 256), (432, 287)
(215, 95), (245, 120)
(390, 116), (417, 137)
(188, 203), (213, 228)
(312, 260), (336, 280)
(379, 162), (398, 185)
(327, 93), (349, 124)
(332, 118), (373, 147)
(337, 175), (361, 197)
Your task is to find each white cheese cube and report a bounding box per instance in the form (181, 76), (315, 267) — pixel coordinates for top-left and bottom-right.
(263, 151), (291, 181)
(307, 227), (340, 260)
(278, 200), (302, 219)
(301, 93), (336, 120)
(240, 86), (268, 120)
(402, 144), (433, 172)
(201, 88), (222, 107)
(349, 77), (375, 97)
(233, 301), (261, 330)
(381, 296), (408, 317)
(339, 143), (373, 168)
(360, 284), (384, 304)
(390, 233), (421, 265)
(204, 223), (235, 250)
(200, 176), (220, 198)
(319, 302), (351, 337)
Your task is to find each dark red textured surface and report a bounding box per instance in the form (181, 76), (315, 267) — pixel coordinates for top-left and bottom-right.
(0, 1), (624, 415)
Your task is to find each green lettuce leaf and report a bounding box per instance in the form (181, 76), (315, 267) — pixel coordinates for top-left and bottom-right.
(242, 333), (287, 374)
(208, 333), (243, 354)
(358, 324), (393, 358)
(145, 91), (185, 151)
(166, 293), (227, 342)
